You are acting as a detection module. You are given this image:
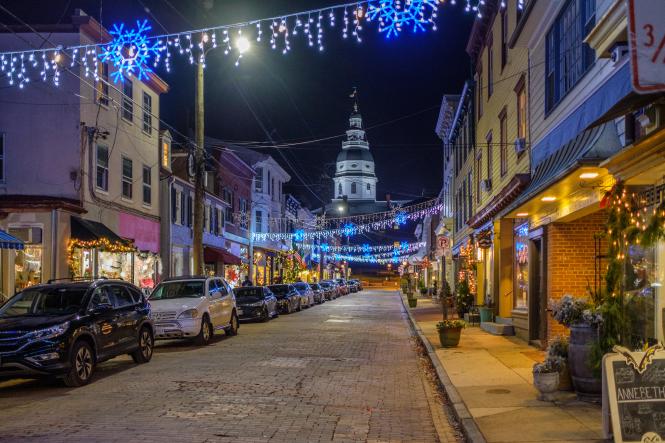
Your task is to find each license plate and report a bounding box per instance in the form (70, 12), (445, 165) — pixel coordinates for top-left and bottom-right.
(237, 309), (244, 315)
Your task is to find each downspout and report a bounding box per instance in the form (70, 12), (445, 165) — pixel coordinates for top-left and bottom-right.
(50, 209), (58, 280)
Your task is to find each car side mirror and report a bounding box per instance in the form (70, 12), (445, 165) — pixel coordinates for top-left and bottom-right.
(91, 303), (113, 315)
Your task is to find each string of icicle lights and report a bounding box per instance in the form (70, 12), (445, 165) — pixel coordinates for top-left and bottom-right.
(253, 201), (443, 242)
(312, 251), (413, 264)
(0, 0), (520, 89)
(301, 240), (425, 253)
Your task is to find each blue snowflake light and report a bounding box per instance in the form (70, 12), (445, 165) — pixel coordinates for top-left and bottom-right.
(394, 211), (408, 226)
(362, 243), (371, 254)
(368, 0), (439, 39)
(320, 243), (330, 253)
(100, 20), (162, 82)
(400, 241), (409, 250)
(293, 229), (305, 242)
(342, 223), (356, 237)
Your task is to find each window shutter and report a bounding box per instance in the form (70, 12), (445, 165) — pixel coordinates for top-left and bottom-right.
(213, 208), (218, 235)
(180, 192), (186, 225)
(187, 195), (193, 227)
(171, 187), (177, 223)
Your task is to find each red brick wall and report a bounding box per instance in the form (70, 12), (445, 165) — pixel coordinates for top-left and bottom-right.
(546, 210), (607, 340)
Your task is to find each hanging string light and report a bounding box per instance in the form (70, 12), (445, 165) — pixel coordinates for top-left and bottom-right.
(251, 200), (443, 242)
(0, 0), (455, 89)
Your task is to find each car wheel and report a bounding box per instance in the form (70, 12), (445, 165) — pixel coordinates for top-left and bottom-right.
(195, 316), (212, 346)
(261, 306), (270, 322)
(131, 326), (154, 364)
(226, 312), (239, 336)
(63, 340), (95, 387)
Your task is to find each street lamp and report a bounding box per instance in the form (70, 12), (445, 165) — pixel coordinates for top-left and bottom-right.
(236, 36), (251, 54)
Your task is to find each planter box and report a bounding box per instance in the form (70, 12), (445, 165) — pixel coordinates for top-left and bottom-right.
(438, 327), (462, 348)
(407, 298), (417, 308)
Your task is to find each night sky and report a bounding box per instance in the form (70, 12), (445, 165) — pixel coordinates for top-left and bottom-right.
(1, 0), (473, 209)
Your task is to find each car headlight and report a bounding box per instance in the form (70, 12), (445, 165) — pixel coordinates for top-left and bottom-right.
(28, 322), (70, 341)
(177, 309), (199, 319)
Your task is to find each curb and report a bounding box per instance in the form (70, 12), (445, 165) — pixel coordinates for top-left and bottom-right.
(399, 293), (487, 443)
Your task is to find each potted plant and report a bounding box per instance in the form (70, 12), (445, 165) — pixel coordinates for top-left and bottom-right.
(546, 336), (572, 391)
(550, 294), (602, 400)
(532, 358), (561, 401)
(436, 319), (465, 348)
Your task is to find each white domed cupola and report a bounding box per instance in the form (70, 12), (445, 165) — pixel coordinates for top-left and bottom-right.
(333, 89), (377, 202)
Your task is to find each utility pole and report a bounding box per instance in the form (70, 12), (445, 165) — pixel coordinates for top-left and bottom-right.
(192, 62), (205, 275)
(248, 203), (255, 284)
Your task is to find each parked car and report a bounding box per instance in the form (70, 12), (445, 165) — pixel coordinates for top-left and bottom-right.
(234, 286), (278, 322)
(347, 280), (359, 293)
(0, 279), (154, 387)
(309, 283), (327, 304)
(322, 280), (342, 298)
(292, 282), (315, 308)
(149, 276), (238, 346)
(268, 284), (301, 313)
(318, 281), (335, 300)
(335, 279), (350, 295)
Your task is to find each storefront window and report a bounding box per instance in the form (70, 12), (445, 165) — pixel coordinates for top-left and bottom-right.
(98, 251), (132, 280)
(14, 246), (42, 293)
(514, 223), (529, 310)
(625, 243), (665, 346)
(225, 265), (241, 288)
(172, 247), (185, 277)
(134, 252), (159, 289)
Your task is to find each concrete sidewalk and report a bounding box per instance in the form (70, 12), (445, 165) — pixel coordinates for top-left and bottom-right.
(402, 295), (606, 443)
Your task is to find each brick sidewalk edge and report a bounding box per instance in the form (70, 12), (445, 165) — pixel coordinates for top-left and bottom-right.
(398, 293), (487, 443)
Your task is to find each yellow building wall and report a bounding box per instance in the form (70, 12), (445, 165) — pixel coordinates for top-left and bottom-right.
(471, 0), (531, 315)
(474, 1), (531, 213)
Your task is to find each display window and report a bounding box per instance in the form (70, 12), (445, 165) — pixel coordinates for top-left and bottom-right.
(514, 223), (529, 310)
(14, 246), (42, 293)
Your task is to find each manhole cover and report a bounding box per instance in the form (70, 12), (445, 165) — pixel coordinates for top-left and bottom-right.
(486, 388), (511, 394)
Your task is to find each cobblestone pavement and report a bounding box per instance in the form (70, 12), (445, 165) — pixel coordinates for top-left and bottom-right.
(0, 290), (455, 443)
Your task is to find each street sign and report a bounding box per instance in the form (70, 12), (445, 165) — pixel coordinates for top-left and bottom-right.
(628, 0), (665, 93)
(602, 345), (665, 442)
(436, 236), (450, 258)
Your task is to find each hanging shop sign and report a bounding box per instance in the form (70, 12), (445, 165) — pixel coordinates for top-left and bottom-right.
(476, 230), (492, 249)
(628, 0), (665, 93)
(602, 344), (665, 442)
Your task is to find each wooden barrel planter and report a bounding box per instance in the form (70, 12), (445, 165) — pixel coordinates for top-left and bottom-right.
(568, 324), (601, 401)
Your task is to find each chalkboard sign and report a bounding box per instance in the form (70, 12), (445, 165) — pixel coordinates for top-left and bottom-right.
(603, 346), (665, 443)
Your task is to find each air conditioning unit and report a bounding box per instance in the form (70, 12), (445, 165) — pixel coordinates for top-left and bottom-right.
(610, 42), (628, 66)
(514, 137), (527, 155)
(481, 179), (492, 192)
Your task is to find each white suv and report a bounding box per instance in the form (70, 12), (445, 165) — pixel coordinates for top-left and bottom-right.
(149, 277), (239, 345)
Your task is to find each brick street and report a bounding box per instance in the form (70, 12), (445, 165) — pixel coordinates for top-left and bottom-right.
(0, 290), (458, 443)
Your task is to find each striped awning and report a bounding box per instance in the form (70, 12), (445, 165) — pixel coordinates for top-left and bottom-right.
(0, 229), (24, 250)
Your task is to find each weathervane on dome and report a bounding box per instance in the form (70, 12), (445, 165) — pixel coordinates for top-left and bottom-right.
(349, 86), (359, 113)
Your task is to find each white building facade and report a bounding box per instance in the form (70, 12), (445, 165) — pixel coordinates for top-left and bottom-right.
(333, 103), (378, 202)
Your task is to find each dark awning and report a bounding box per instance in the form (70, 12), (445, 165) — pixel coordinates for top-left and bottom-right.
(500, 121), (622, 217)
(204, 245), (242, 265)
(0, 229), (24, 250)
(71, 217), (130, 245)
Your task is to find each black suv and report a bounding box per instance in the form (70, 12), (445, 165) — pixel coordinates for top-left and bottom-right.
(0, 279), (154, 387)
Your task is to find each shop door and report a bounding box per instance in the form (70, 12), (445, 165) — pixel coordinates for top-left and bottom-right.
(529, 237), (547, 344)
